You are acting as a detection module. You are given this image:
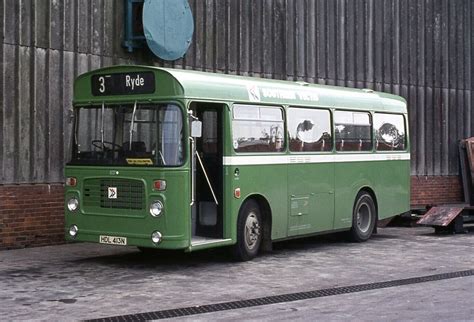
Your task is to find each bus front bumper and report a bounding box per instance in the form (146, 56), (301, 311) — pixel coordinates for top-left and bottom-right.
(65, 227), (189, 250)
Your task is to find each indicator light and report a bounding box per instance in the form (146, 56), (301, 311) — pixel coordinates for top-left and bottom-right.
(153, 180), (167, 191)
(234, 188), (241, 199)
(66, 177), (77, 187)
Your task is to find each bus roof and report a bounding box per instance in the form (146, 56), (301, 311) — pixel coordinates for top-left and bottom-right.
(74, 65), (407, 113)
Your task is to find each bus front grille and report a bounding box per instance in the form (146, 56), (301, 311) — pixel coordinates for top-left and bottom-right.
(83, 178), (145, 211)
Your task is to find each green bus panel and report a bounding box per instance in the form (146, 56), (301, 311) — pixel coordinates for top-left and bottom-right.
(334, 159), (410, 230)
(224, 164), (288, 241)
(287, 162), (335, 236)
(65, 166), (191, 249)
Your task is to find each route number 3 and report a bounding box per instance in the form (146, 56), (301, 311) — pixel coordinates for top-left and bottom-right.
(98, 76), (105, 93)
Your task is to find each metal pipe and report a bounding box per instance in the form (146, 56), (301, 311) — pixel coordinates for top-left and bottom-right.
(195, 149), (219, 206)
(189, 137), (195, 206)
(100, 102), (105, 150)
(129, 101), (137, 150)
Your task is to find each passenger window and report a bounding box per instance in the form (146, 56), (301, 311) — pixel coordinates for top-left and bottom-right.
(374, 113), (406, 151)
(232, 105), (284, 153)
(288, 107), (332, 152)
(334, 111), (372, 151)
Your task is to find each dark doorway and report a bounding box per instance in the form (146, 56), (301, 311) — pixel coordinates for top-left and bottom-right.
(190, 102), (224, 239)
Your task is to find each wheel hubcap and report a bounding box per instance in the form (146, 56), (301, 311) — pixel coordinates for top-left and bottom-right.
(245, 212), (260, 250)
(356, 202), (371, 233)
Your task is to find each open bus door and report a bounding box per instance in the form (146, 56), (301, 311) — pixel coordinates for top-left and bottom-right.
(189, 103), (226, 246)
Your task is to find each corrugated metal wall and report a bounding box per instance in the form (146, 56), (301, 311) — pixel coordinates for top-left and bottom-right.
(1, 0), (472, 184)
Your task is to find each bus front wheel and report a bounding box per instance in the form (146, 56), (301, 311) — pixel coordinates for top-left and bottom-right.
(349, 191), (376, 242)
(232, 200), (262, 261)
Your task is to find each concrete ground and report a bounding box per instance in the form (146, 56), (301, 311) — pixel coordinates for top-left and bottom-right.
(0, 226), (473, 321)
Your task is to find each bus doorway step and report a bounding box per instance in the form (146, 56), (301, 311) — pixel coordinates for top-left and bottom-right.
(416, 205), (473, 234)
(191, 236), (232, 247)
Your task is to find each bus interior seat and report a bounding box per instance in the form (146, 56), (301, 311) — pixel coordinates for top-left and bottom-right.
(320, 139), (327, 151)
(336, 139), (373, 151)
(336, 139), (345, 151)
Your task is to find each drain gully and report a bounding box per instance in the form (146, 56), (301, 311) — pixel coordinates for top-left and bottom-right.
(87, 269), (474, 321)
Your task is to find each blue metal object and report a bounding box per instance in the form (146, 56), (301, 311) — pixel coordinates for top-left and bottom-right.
(123, 0), (145, 52)
(142, 0), (194, 61)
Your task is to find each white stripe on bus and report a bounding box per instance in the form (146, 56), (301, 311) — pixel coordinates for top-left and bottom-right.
(222, 153), (410, 166)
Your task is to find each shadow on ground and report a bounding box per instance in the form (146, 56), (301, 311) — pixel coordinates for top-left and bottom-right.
(68, 230), (404, 269)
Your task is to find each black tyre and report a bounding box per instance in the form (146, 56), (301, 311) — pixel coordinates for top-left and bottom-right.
(349, 191), (376, 242)
(232, 200), (262, 261)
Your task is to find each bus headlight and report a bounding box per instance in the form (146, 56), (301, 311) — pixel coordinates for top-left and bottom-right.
(69, 225), (78, 238)
(149, 200), (164, 217)
(67, 197), (79, 212)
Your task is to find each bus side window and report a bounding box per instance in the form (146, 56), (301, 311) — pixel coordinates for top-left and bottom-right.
(232, 105), (285, 153)
(374, 113), (406, 151)
(334, 111), (372, 152)
(288, 107), (332, 152)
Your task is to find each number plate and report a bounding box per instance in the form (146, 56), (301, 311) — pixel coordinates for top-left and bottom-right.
(99, 235), (127, 246)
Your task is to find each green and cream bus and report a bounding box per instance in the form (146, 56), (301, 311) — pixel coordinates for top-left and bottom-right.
(65, 66), (410, 261)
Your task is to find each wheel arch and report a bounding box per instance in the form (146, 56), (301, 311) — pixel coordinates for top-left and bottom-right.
(241, 194), (273, 252)
(357, 186), (379, 233)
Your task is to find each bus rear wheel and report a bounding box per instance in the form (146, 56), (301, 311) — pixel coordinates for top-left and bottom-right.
(349, 191), (376, 242)
(232, 200), (262, 261)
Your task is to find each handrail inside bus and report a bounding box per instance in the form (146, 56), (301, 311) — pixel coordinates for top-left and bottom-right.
(189, 137), (195, 206)
(195, 149), (219, 206)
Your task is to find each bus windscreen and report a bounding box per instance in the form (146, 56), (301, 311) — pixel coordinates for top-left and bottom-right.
(70, 103), (183, 167)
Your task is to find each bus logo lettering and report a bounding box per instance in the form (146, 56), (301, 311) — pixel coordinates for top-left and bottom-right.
(247, 85), (261, 102)
(108, 187), (117, 199)
(125, 74), (145, 90)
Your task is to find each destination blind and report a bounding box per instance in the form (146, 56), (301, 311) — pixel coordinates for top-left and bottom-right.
(91, 72), (155, 96)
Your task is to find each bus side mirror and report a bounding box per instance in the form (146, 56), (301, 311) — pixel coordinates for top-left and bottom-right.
(191, 120), (202, 138)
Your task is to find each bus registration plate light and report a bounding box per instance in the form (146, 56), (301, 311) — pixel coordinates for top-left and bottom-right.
(234, 188), (241, 199)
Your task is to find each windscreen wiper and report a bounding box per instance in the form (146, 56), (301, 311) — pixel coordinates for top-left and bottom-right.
(129, 101), (137, 150)
(100, 102), (105, 150)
